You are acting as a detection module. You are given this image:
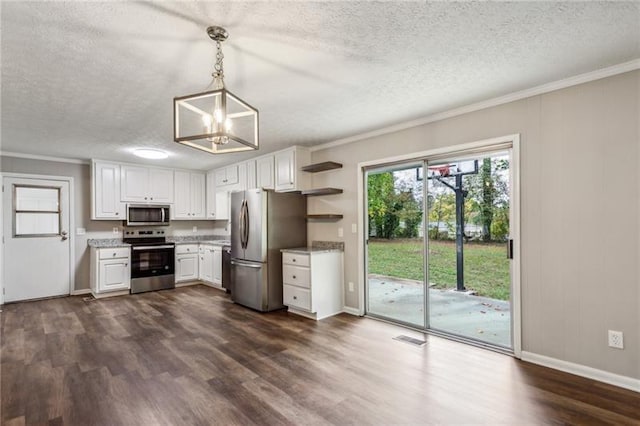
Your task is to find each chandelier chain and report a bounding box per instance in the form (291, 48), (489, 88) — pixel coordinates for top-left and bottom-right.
(213, 40), (224, 81)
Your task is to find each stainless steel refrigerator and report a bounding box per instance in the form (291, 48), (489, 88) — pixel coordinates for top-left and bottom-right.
(230, 188), (307, 311)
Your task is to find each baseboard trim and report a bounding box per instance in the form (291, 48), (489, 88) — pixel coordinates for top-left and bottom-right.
(521, 351), (640, 393)
(342, 306), (362, 316)
(70, 289), (91, 296)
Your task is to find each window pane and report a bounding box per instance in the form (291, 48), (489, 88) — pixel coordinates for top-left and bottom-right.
(16, 187), (59, 211)
(16, 213), (59, 235)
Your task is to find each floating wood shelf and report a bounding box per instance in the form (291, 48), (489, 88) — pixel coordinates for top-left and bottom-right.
(300, 161), (343, 173)
(301, 188), (343, 196)
(306, 214), (344, 221)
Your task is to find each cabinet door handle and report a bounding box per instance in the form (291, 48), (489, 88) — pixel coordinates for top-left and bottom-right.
(292, 259), (296, 262)
(292, 275), (296, 279)
(293, 296), (297, 300)
(125, 263), (128, 267)
(144, 197), (148, 200)
(115, 212), (119, 216)
(113, 253), (116, 256)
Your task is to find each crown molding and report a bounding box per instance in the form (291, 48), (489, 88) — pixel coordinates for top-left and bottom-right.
(0, 151), (90, 165)
(310, 58), (640, 153)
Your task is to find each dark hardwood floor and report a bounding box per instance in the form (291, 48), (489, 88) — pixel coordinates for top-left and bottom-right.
(2, 285), (638, 425)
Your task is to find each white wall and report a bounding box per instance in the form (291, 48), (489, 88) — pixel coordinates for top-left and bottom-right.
(308, 70), (639, 381)
(0, 156), (229, 291)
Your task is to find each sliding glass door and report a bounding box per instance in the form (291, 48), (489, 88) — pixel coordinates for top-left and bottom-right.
(364, 145), (515, 351)
(365, 162), (425, 328)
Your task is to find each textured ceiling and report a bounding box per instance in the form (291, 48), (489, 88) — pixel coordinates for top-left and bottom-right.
(2, 1), (639, 170)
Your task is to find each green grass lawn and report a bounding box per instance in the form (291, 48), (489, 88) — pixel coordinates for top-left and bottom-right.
(368, 238), (510, 300)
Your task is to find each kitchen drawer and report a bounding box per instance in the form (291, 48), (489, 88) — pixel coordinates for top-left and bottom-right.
(176, 244), (198, 255)
(282, 252), (310, 267)
(283, 284), (312, 312)
(98, 247), (130, 260)
(282, 264), (310, 288)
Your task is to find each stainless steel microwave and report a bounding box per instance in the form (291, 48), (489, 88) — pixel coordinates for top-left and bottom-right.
(126, 204), (170, 226)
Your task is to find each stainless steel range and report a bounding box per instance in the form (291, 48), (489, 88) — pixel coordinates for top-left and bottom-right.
(123, 228), (175, 294)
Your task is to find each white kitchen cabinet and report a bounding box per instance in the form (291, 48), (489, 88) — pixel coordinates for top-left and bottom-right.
(212, 246), (222, 286)
(274, 147), (311, 192)
(256, 155), (275, 190)
(92, 160), (125, 219)
(90, 246), (131, 297)
(245, 160), (257, 189)
(206, 171), (217, 220)
(214, 165), (239, 187)
(121, 165), (174, 203)
(173, 171), (206, 220)
(175, 244), (199, 282)
(282, 250), (343, 320)
(199, 245), (214, 283)
(198, 244), (223, 288)
(214, 190), (230, 220)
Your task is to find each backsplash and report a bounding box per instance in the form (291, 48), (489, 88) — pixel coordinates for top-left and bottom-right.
(311, 241), (345, 251)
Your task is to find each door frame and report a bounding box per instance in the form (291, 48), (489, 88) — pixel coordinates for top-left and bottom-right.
(1, 172), (75, 304)
(357, 134), (521, 357)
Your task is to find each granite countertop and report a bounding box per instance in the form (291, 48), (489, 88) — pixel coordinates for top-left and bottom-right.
(169, 236), (230, 246)
(281, 241), (344, 255)
(281, 247), (343, 254)
(87, 239), (131, 248)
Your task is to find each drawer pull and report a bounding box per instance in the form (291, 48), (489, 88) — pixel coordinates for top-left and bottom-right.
(292, 275), (296, 279)
(292, 259), (296, 262)
(112, 253), (116, 256)
(293, 296), (297, 300)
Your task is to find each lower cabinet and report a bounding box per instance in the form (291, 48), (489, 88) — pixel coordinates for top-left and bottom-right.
(198, 244), (223, 288)
(281, 250), (343, 320)
(175, 244), (199, 282)
(90, 247), (131, 298)
(176, 243), (223, 287)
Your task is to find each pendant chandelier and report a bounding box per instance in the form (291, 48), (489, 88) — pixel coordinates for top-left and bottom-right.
(174, 26), (259, 154)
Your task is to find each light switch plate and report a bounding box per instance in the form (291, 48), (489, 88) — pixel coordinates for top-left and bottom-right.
(112, 227), (119, 235)
(338, 227), (344, 238)
(351, 223), (357, 233)
(192, 226), (198, 233)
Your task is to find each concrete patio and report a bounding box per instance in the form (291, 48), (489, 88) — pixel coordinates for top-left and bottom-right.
(368, 275), (511, 348)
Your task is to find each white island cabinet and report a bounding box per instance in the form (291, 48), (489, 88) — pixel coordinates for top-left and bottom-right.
(90, 246), (131, 298)
(281, 248), (343, 320)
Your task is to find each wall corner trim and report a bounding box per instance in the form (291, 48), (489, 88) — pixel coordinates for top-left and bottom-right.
(310, 58), (640, 153)
(342, 306), (362, 316)
(1, 151), (90, 165)
(521, 351), (640, 393)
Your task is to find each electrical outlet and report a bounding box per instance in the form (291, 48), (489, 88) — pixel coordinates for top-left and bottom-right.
(348, 282), (354, 292)
(112, 227), (119, 235)
(192, 226), (198, 233)
(351, 223), (357, 233)
(338, 227), (344, 238)
(608, 330), (624, 349)
(76, 228), (86, 235)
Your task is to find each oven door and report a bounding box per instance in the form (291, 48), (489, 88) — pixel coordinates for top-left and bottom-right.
(131, 245), (175, 278)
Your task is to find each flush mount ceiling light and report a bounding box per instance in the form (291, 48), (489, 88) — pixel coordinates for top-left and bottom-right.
(133, 148), (169, 159)
(173, 26), (259, 155)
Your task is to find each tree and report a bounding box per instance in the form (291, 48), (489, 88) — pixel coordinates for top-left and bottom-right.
(479, 158), (494, 241)
(367, 172), (398, 239)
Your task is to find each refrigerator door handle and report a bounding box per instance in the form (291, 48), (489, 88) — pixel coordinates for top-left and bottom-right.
(243, 199), (250, 249)
(239, 199), (246, 249)
(231, 259), (262, 269)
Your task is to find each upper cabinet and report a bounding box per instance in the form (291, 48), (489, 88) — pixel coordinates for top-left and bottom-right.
(274, 146), (311, 192)
(92, 160), (125, 219)
(245, 160), (257, 190)
(214, 165), (239, 187)
(174, 171), (206, 220)
(256, 155), (275, 190)
(121, 165), (174, 203)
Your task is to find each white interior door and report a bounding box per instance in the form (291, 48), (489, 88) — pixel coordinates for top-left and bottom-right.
(3, 176), (71, 302)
